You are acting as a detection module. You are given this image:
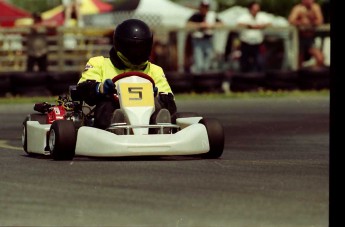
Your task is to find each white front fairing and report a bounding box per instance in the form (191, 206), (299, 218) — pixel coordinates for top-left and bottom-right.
(26, 121), (50, 155)
(75, 124), (209, 157)
(177, 117), (203, 129)
(123, 106), (153, 135)
(116, 76), (155, 135)
(25, 117), (209, 157)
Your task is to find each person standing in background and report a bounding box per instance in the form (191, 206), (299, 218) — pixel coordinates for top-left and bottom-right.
(236, 1), (272, 73)
(186, 0), (223, 73)
(26, 13), (48, 72)
(288, 0), (324, 68)
(62, 0), (84, 27)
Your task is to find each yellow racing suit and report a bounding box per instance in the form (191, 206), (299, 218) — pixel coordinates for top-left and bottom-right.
(76, 54), (176, 129)
(78, 56), (173, 93)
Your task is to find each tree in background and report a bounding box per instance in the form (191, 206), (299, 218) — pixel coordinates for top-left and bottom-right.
(7, 0), (61, 13)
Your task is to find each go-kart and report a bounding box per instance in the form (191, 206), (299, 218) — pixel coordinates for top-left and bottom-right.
(22, 71), (224, 160)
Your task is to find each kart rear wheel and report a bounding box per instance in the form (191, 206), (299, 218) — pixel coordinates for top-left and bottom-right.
(199, 118), (224, 159)
(22, 114), (47, 155)
(48, 120), (76, 160)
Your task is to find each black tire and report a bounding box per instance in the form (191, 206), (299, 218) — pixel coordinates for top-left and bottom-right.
(230, 72), (266, 92)
(192, 72), (224, 93)
(199, 118), (224, 159)
(265, 70), (299, 91)
(0, 73), (11, 96)
(22, 117), (29, 154)
(165, 72), (193, 93)
(10, 72), (51, 96)
(47, 72), (80, 96)
(22, 114), (47, 155)
(48, 120), (76, 160)
(298, 66), (330, 90)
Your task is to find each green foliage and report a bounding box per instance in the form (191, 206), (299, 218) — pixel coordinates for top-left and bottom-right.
(0, 90), (329, 104)
(7, 0), (61, 13)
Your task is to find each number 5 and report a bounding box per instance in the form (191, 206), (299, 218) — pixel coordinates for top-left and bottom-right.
(128, 87), (143, 100)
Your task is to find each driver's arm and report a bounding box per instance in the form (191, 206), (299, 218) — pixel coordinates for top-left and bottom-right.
(77, 56), (104, 106)
(149, 66), (176, 115)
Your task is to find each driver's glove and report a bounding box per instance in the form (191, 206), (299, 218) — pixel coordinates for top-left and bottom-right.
(96, 79), (116, 95)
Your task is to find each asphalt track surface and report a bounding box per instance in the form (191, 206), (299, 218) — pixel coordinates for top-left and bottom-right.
(0, 96), (329, 227)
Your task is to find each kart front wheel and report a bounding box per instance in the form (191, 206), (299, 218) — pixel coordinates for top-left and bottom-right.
(199, 118), (224, 159)
(48, 120), (76, 160)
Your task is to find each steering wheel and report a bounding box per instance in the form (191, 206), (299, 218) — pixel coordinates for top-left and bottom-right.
(112, 71), (155, 88)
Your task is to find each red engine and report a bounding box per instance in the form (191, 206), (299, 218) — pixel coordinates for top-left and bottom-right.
(46, 105), (66, 124)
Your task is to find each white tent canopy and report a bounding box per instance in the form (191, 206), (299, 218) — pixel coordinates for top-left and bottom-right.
(87, 0), (195, 28)
(134, 0), (195, 28)
(218, 6), (289, 27)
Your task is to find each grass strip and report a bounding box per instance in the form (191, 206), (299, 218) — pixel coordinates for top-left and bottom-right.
(0, 89), (329, 104)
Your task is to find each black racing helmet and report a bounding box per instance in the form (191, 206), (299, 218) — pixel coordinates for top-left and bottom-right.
(113, 19), (153, 65)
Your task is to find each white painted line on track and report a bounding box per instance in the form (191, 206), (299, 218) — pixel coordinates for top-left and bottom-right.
(0, 140), (22, 151)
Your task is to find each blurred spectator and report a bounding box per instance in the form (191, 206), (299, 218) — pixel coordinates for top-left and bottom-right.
(26, 13), (49, 72)
(62, 0), (84, 27)
(224, 31), (241, 72)
(0, 33), (24, 70)
(62, 0), (85, 56)
(186, 0), (223, 73)
(236, 1), (272, 73)
(288, 0), (324, 68)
